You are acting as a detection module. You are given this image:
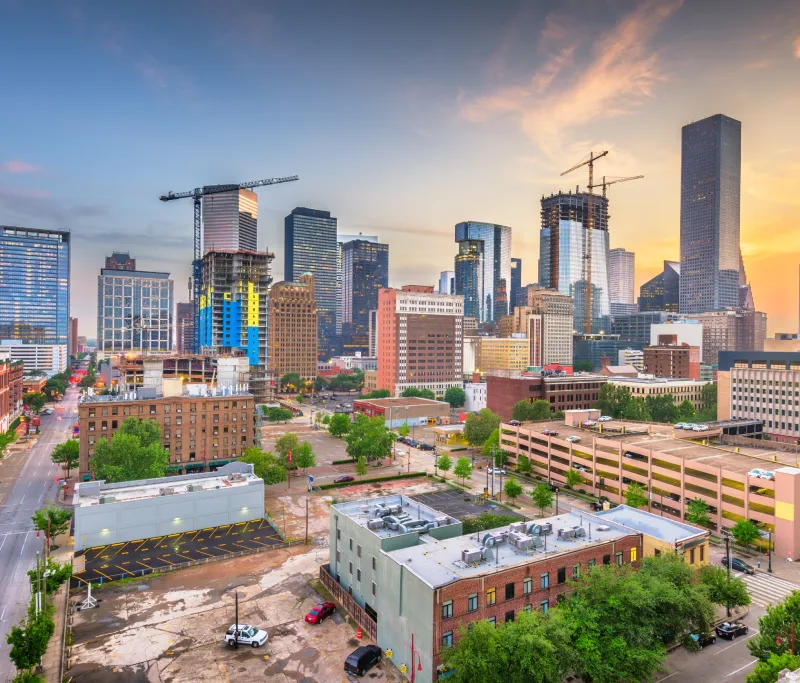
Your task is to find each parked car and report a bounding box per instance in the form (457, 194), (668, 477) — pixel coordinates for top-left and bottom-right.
(761, 470), (776, 481)
(304, 602), (336, 624)
(720, 556), (755, 574)
(334, 475), (355, 483)
(344, 644), (382, 676)
(488, 468), (507, 475)
(409, 440), (421, 448)
(692, 425), (709, 432)
(418, 443), (435, 451)
(224, 624), (268, 648)
(690, 632), (717, 647)
(583, 420), (597, 427)
(542, 429), (559, 436)
(715, 621), (749, 640)
(566, 435), (581, 443)
(674, 422), (687, 429)
(748, 468), (765, 479)
(589, 501), (604, 511)
(509, 420), (521, 426)
(683, 423), (696, 430)
(598, 416), (612, 422)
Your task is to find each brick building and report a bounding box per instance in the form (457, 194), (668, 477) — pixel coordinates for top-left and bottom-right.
(77, 379), (255, 479)
(643, 343), (701, 379)
(352, 396), (450, 427)
(267, 273), (318, 382)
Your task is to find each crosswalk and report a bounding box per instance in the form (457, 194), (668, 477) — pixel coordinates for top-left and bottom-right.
(741, 572), (800, 607)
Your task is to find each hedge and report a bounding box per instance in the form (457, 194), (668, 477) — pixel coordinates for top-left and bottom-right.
(331, 458), (354, 465)
(318, 472), (425, 490)
(10, 416), (21, 431)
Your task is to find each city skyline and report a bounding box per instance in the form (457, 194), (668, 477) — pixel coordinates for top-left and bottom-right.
(1, 1), (799, 334)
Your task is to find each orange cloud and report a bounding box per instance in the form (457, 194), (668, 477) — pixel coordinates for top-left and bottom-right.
(2, 160), (38, 174)
(794, 35), (800, 58)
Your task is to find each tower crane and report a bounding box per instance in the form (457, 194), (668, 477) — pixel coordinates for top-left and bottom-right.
(159, 175), (299, 352)
(588, 174), (644, 198)
(560, 151), (607, 334)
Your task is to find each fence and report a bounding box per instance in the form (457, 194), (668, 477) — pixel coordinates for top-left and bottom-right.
(718, 433), (800, 454)
(319, 564), (378, 642)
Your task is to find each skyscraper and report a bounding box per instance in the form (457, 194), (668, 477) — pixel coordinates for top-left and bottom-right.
(285, 207), (338, 360)
(510, 258), (522, 311)
(454, 221), (512, 323)
(176, 303), (194, 354)
(337, 234), (378, 338)
(0, 226), (70, 345)
(608, 248), (635, 305)
(268, 273), (318, 382)
(341, 239), (389, 356)
(438, 270), (455, 295)
(514, 286), (574, 366)
(679, 114), (742, 313)
(202, 188), (258, 253)
(538, 191), (610, 333)
(639, 261), (680, 313)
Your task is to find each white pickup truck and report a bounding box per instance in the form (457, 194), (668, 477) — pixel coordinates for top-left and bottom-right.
(224, 624), (269, 648)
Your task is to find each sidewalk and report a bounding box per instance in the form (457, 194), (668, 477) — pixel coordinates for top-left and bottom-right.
(42, 531), (75, 683)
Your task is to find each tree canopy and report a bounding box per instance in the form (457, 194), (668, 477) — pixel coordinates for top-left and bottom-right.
(90, 418), (168, 482)
(749, 591), (800, 662)
(32, 505), (72, 540)
(511, 399), (551, 422)
(402, 387), (436, 400)
(345, 414), (394, 462)
(564, 468), (583, 489)
(624, 481), (649, 509)
(645, 395), (679, 423)
(464, 409), (501, 447)
(280, 373), (303, 392)
(437, 453), (452, 473)
(698, 383), (717, 422)
(274, 433), (299, 466)
(504, 478), (523, 502)
(239, 447), (287, 485)
(685, 498), (711, 527)
(453, 456), (473, 484)
(329, 373), (363, 392)
(23, 392), (47, 413)
(262, 406), (294, 422)
(360, 389), (391, 399)
(677, 399), (697, 421)
(573, 360), (594, 372)
(444, 386), (466, 408)
(531, 483), (554, 515)
(51, 439), (79, 478)
(328, 412), (351, 437)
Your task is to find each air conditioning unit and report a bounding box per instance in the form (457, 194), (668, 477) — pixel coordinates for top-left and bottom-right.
(573, 526), (587, 538)
(595, 525), (611, 532)
(159, 487), (175, 496)
(99, 495), (116, 504)
(187, 484), (204, 492)
(462, 547), (482, 564)
(508, 521), (527, 535)
(557, 528), (576, 540)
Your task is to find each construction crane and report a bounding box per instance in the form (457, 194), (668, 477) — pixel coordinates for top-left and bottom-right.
(560, 151), (608, 334)
(588, 174), (644, 198)
(160, 175), (299, 352)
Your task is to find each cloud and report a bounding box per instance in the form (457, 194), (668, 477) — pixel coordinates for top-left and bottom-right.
(460, 0), (682, 156)
(794, 35), (800, 59)
(2, 160), (38, 174)
(0, 187), (108, 228)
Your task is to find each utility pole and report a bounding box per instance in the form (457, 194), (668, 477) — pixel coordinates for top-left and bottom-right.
(724, 531), (732, 617)
(305, 498), (309, 545)
(234, 592), (239, 649)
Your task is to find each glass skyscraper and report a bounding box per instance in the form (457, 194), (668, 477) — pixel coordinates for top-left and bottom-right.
(679, 114), (741, 314)
(510, 257), (522, 310)
(202, 187), (258, 253)
(453, 221), (512, 323)
(0, 226), (69, 344)
(341, 239), (389, 356)
(285, 207), (338, 360)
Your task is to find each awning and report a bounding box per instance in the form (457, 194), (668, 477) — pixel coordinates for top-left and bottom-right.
(209, 460), (230, 467)
(165, 465), (183, 474)
(185, 463), (205, 470)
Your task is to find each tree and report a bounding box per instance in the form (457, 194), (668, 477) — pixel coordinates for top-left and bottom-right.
(51, 439), (79, 479)
(322, 414), (330, 424)
(697, 565), (751, 612)
(685, 498), (711, 527)
(329, 373), (363, 392)
(275, 433), (300, 466)
(517, 455), (532, 475)
(463, 409), (501, 448)
(7, 613), (52, 673)
(749, 592), (800, 662)
(90, 419), (168, 483)
(624, 481), (648, 509)
(328, 412), (351, 437)
(313, 376), (329, 392)
(294, 441), (316, 471)
(397, 423), (411, 439)
(511, 399), (551, 422)
(564, 468), (583, 490)
(280, 373), (303, 392)
(11, 671), (47, 683)
(27, 557), (71, 594)
(437, 453), (452, 474)
(596, 384), (633, 419)
(360, 389), (391, 399)
(747, 653), (800, 683)
(504, 478), (523, 502)
(573, 360), (594, 372)
(22, 392), (47, 413)
(32, 505), (72, 541)
(240, 448), (287, 485)
(481, 428), (500, 457)
(621, 397), (651, 422)
(646, 394), (679, 423)
(698, 383), (718, 422)
(444, 386), (466, 408)
(678, 399), (697, 421)
(461, 512), (516, 534)
(264, 406), (294, 422)
(295, 393), (304, 404)
(453, 456), (473, 485)
(731, 519), (761, 549)
(355, 456), (368, 476)
(532, 483), (554, 516)
(345, 414), (394, 462)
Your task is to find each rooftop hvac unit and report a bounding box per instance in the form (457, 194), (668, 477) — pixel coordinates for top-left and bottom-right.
(462, 547), (482, 564)
(532, 536), (544, 549)
(367, 519), (384, 531)
(99, 495), (116, 504)
(557, 528), (576, 540)
(573, 526), (587, 538)
(434, 516), (450, 527)
(388, 504), (403, 514)
(228, 473), (245, 482)
(187, 484), (204, 492)
(595, 525), (611, 532)
(509, 532), (534, 550)
(481, 531), (508, 547)
(481, 547), (494, 561)
(508, 521), (527, 535)
(159, 487), (176, 496)
(527, 522), (553, 536)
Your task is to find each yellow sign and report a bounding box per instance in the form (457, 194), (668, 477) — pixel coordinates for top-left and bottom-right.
(400, 664), (407, 674)
(386, 649), (393, 659)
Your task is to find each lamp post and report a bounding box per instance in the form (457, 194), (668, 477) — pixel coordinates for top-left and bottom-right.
(722, 529), (732, 617)
(555, 487), (560, 515)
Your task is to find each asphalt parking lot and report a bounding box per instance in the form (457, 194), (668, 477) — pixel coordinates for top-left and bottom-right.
(72, 519), (284, 587)
(410, 488), (524, 522)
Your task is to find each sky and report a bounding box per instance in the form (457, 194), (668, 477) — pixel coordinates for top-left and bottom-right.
(1, 0), (799, 337)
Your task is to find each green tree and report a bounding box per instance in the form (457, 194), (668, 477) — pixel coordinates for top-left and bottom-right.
(517, 455), (532, 475)
(355, 456), (368, 476)
(504, 478), (523, 502)
(453, 456), (473, 485)
(240, 448), (287, 485)
(460, 512), (516, 534)
(564, 468), (583, 489)
(264, 406), (294, 422)
(401, 387), (435, 400)
(698, 383), (718, 422)
(731, 519), (761, 548)
(345, 414), (394, 462)
(313, 376), (329, 392)
(747, 653), (800, 683)
(685, 498), (711, 527)
(749, 592), (800, 662)
(573, 360), (594, 372)
(511, 399), (551, 422)
(6, 614), (52, 673)
(437, 453), (452, 474)
(444, 386), (466, 408)
(646, 394), (679, 423)
(678, 399), (697, 421)
(27, 557), (72, 594)
(596, 384), (634, 419)
(321, 413), (330, 425)
(295, 393), (304, 404)
(280, 373), (303, 392)
(624, 481), (648, 509)
(463, 409), (501, 448)
(621, 397), (651, 421)
(32, 505), (73, 542)
(360, 389), (392, 399)
(397, 423), (411, 439)
(482, 428), (500, 457)
(532, 483), (554, 515)
(328, 412), (351, 437)
(90, 419), (168, 483)
(697, 564), (751, 612)
(294, 441), (316, 471)
(11, 671), (47, 683)
(274, 433), (300, 466)
(51, 439), (79, 479)
(22, 392), (47, 413)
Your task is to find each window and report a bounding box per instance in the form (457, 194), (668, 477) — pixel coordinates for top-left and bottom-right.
(523, 604), (532, 612)
(654, 548), (661, 556)
(468, 593), (478, 612)
(700, 545), (705, 562)
(357, 568), (361, 582)
(540, 600), (549, 613)
(505, 611), (515, 623)
(442, 600), (453, 619)
(349, 539), (353, 551)
(616, 552), (623, 566)
(442, 631), (453, 649)
(486, 587), (496, 606)
(588, 559), (596, 569)
(689, 548), (695, 564)
(336, 528), (341, 540)
(505, 582), (515, 600)
(488, 617), (496, 627)
(372, 556), (377, 571)
(540, 573), (549, 589)
(523, 578), (532, 595)
(557, 567), (566, 584)
(349, 562), (353, 575)
(336, 550), (341, 563)
(631, 548), (638, 562)
(357, 544), (362, 558)
(372, 582), (376, 597)
(603, 554), (611, 565)
(572, 565), (580, 579)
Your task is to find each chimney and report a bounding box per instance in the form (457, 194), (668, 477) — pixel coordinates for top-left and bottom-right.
(599, 355), (611, 370)
(472, 372), (481, 384)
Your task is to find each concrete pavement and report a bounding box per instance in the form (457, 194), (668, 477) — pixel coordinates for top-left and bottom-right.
(0, 387), (77, 681)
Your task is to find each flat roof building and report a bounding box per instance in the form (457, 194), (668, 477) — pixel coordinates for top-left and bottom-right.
(607, 377), (709, 410)
(352, 397), (451, 427)
(477, 337), (530, 372)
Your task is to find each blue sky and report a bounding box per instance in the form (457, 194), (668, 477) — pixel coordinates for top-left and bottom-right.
(1, 0), (799, 335)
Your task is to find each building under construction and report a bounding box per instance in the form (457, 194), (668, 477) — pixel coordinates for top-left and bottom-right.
(114, 354), (251, 393)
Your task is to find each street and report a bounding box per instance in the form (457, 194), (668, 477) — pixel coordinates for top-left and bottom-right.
(0, 387), (76, 681)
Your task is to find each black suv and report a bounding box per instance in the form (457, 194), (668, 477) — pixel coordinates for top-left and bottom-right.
(715, 622), (748, 640)
(344, 644), (382, 676)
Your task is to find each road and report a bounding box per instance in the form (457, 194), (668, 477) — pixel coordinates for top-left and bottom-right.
(0, 387), (77, 681)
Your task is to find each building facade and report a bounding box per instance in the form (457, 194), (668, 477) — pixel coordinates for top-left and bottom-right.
(573, 334), (625, 371)
(202, 187), (258, 253)
(687, 309), (767, 364)
(337, 235), (378, 337)
(114, 355), (250, 394)
(0, 226), (69, 345)
(477, 337), (530, 372)
(650, 321), (704, 358)
(464, 381), (487, 412)
(618, 348), (644, 371)
(267, 273), (318, 382)
(680, 114), (742, 314)
(454, 221), (512, 323)
(514, 287), (574, 367)
(438, 270), (455, 296)
(643, 344), (701, 380)
(341, 239), (389, 356)
(607, 377), (709, 408)
(608, 311), (684, 348)
(639, 261), (680, 313)
(510, 257), (522, 310)
(377, 286), (463, 397)
(69, 317), (79, 357)
(285, 208), (338, 360)
(0, 341), (68, 375)
(352, 397), (451, 427)
(608, 248), (635, 305)
(176, 303), (194, 354)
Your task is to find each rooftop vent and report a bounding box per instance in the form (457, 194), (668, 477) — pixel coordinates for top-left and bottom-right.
(187, 484), (204, 493)
(527, 522), (553, 536)
(159, 487), (176, 496)
(595, 525), (611, 532)
(99, 495), (116, 504)
(573, 526), (587, 538)
(228, 473), (245, 482)
(367, 519), (384, 531)
(462, 547), (482, 564)
(557, 528), (576, 540)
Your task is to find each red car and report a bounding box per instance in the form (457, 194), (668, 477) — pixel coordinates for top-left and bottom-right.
(334, 475), (354, 483)
(305, 602), (336, 624)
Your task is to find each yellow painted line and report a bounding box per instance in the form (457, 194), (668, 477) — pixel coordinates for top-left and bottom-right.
(136, 560), (155, 571)
(188, 530), (202, 542)
(193, 549), (215, 558)
(172, 551), (192, 562)
(115, 565), (135, 577)
(232, 542), (250, 551)
(246, 538), (270, 547)
(202, 527), (215, 532)
(157, 556), (176, 566)
(110, 542), (124, 547)
(93, 568), (114, 582)
(167, 533), (180, 538)
(72, 575), (90, 586)
(133, 539), (148, 551)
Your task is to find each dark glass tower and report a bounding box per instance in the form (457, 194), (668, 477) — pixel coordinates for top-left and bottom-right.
(285, 207), (338, 360)
(639, 261), (680, 313)
(510, 257), (522, 310)
(679, 114), (741, 313)
(341, 240), (389, 356)
(0, 226), (69, 344)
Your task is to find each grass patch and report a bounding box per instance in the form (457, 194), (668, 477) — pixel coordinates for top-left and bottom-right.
(309, 578), (334, 601)
(318, 472), (425, 490)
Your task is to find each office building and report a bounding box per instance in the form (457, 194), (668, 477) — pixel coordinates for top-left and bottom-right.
(104, 252), (136, 270)
(0, 341), (68, 375)
(176, 303), (194, 354)
(69, 317), (79, 357)
(686, 310), (767, 365)
(463, 336), (479, 376)
(639, 261), (680, 313)
(454, 221), (512, 323)
(608, 248), (635, 305)
(199, 249), (272, 401)
(598, 359), (639, 378)
(202, 187), (258, 253)
(680, 114), (742, 313)
(368, 309), (378, 358)
(114, 355), (250, 394)
(618, 348), (644, 371)
(341, 239), (389, 356)
(514, 288), (574, 367)
(352, 397), (450, 427)
(510, 257), (522, 310)
(765, 334), (800, 353)
(0, 226), (69, 345)
(607, 377), (708, 408)
(338, 234), (378, 337)
(610, 303), (639, 316)
(643, 344), (701, 380)
(285, 208), (338, 360)
(97, 252), (174, 354)
(328, 353), (377, 373)
(77, 380), (255, 478)
(497, 315), (515, 338)
(438, 271), (455, 296)
(539, 191), (610, 333)
(608, 311), (684, 348)
(476, 337), (530, 372)
(650, 321), (704, 359)
(267, 273), (318, 382)
(573, 334), (626, 371)
(0, 357), (24, 432)
(377, 286), (463, 397)
(462, 317), (478, 335)
(464, 381), (487, 412)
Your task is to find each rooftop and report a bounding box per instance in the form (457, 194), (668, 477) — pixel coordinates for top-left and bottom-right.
(607, 377), (708, 385)
(353, 397), (450, 408)
(593, 505), (708, 544)
(386, 510), (636, 588)
(79, 385), (252, 404)
(333, 494), (458, 539)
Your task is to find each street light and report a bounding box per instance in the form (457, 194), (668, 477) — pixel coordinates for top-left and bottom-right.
(554, 487), (560, 515)
(722, 529), (732, 617)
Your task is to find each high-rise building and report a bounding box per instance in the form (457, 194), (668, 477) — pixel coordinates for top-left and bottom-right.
(608, 248), (635, 305)
(176, 303), (194, 354)
(476, 337), (530, 372)
(368, 309), (379, 358)
(285, 208), (337, 360)
(679, 114), (742, 313)
(686, 309), (767, 364)
(69, 317), (79, 357)
(337, 235), (378, 337)
(514, 286), (574, 366)
(0, 226), (70, 345)
(454, 221), (512, 323)
(341, 239), (388, 356)
(377, 286), (463, 396)
(609, 311), (685, 348)
(739, 250), (754, 311)
(643, 344), (701, 380)
(200, 249), (272, 401)
(202, 188), (258, 253)
(510, 258), (522, 310)
(438, 270), (455, 295)
(649, 321), (704, 359)
(104, 252), (136, 271)
(573, 334), (625, 371)
(639, 261), (680, 313)
(539, 191), (610, 333)
(267, 273), (318, 382)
